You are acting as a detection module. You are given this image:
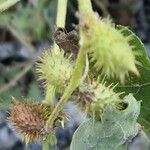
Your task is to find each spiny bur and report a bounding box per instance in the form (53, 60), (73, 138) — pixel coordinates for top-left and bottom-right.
(36, 50), (73, 94)
(75, 81), (123, 121)
(9, 98), (65, 143)
(80, 13), (139, 83)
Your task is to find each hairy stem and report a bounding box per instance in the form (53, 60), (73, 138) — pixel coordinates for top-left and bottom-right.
(46, 46), (86, 129)
(46, 0), (93, 131)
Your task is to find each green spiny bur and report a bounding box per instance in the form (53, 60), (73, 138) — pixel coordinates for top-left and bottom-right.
(79, 9), (138, 83)
(36, 50), (73, 94)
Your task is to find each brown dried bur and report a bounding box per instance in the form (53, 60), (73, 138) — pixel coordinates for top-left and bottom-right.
(9, 99), (51, 142)
(9, 98), (66, 143)
(53, 26), (79, 56)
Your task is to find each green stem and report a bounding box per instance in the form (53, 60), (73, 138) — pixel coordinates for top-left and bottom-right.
(56, 0), (68, 27)
(53, 0), (68, 53)
(44, 1), (68, 149)
(46, 46), (86, 129)
(46, 0), (93, 131)
(45, 0), (68, 104)
(42, 141), (49, 150)
(45, 85), (55, 105)
(78, 0), (93, 14)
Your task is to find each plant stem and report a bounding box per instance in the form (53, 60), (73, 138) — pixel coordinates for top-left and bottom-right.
(46, 46), (86, 129)
(43, 0), (68, 148)
(56, 0), (68, 27)
(46, 0), (93, 131)
(80, 54), (89, 84)
(42, 141), (49, 150)
(78, 0), (93, 14)
(45, 85), (55, 105)
(45, 0), (68, 104)
(53, 0), (68, 53)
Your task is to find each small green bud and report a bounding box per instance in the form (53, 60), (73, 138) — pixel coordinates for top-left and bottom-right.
(36, 50), (73, 93)
(75, 81), (123, 121)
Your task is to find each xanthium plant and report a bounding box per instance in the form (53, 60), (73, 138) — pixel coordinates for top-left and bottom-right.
(8, 0), (142, 148)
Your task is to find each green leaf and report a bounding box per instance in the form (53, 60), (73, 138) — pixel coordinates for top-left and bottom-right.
(115, 25), (150, 134)
(0, 0), (20, 12)
(70, 94), (141, 150)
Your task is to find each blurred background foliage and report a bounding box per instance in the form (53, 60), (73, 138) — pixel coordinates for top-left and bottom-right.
(0, 0), (150, 136)
(0, 0), (56, 42)
(0, 0), (58, 109)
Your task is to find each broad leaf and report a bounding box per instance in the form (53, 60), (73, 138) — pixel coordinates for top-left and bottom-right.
(70, 94), (141, 150)
(115, 25), (150, 134)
